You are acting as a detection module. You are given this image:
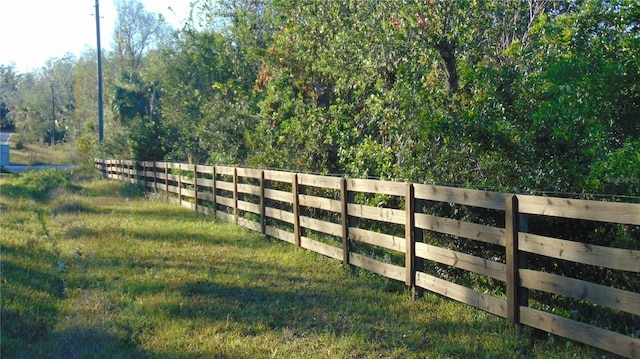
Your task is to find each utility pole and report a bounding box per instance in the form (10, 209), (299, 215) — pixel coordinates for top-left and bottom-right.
(51, 83), (55, 145)
(95, 0), (104, 142)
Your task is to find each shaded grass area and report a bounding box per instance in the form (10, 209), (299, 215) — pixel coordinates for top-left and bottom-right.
(0, 170), (615, 358)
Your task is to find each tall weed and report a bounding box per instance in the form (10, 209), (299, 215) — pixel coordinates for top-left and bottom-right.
(12, 169), (73, 200)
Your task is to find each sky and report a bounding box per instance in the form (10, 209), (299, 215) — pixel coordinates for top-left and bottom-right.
(0, 0), (193, 73)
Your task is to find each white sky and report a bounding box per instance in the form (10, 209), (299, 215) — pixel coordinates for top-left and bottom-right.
(0, 0), (193, 73)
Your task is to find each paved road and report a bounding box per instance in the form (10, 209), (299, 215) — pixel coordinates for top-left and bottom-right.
(2, 164), (76, 173)
(0, 131), (11, 145)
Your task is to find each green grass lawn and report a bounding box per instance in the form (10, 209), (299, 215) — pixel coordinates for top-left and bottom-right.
(0, 169), (614, 358)
(6, 132), (79, 166)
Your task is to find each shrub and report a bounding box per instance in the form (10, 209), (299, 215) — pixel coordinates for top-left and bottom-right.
(14, 169), (73, 199)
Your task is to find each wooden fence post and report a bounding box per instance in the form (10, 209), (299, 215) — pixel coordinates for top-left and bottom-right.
(506, 194), (521, 324)
(165, 162), (169, 203)
(292, 173), (301, 247)
(260, 170), (266, 234)
(405, 183), (415, 289)
(153, 161), (158, 192)
(233, 167), (238, 224)
(340, 178), (349, 265)
(178, 164), (183, 205)
(212, 166), (217, 218)
(194, 165), (198, 213)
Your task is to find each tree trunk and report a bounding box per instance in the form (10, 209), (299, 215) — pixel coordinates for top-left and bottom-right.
(437, 39), (458, 95)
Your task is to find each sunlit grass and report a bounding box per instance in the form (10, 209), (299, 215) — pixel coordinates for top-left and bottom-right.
(6, 133), (75, 166)
(0, 170), (614, 358)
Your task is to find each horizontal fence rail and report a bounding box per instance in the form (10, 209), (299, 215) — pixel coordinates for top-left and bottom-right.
(95, 159), (640, 358)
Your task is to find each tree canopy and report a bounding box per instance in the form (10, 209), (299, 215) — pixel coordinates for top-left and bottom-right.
(2, 0), (638, 196)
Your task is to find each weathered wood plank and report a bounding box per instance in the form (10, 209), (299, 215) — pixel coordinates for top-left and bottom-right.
(297, 173), (342, 190)
(237, 183), (261, 196)
(520, 307), (640, 359)
(215, 180), (234, 192)
(518, 195), (640, 225)
(350, 252), (405, 282)
(236, 167), (261, 179)
(216, 210), (234, 223)
(179, 163), (195, 172)
(292, 174), (301, 246)
(265, 188), (293, 204)
(180, 177), (195, 186)
(300, 216), (342, 237)
(181, 188), (196, 199)
(406, 183), (415, 287)
(143, 170), (156, 178)
(340, 178), (349, 265)
(216, 196), (235, 208)
(167, 174), (180, 182)
(197, 178), (214, 188)
(519, 269), (640, 316)
(215, 166), (235, 175)
(260, 170), (265, 234)
(415, 213), (506, 246)
(265, 207), (295, 224)
(301, 237), (343, 260)
(415, 243), (507, 282)
(197, 191), (214, 202)
(266, 226), (296, 244)
(416, 272), (507, 318)
(347, 204), (405, 225)
(263, 169), (293, 183)
(195, 165), (214, 175)
(238, 217), (261, 232)
(519, 233), (640, 273)
(505, 195), (520, 324)
(349, 227), (406, 253)
(298, 194), (342, 213)
(346, 178), (406, 196)
(414, 184), (508, 210)
(237, 200), (261, 215)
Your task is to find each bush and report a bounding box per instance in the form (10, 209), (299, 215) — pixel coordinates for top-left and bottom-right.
(14, 169), (73, 199)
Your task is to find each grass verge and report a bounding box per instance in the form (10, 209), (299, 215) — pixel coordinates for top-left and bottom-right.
(6, 133), (76, 166)
(0, 169), (616, 358)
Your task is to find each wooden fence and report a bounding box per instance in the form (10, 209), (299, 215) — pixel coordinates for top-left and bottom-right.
(95, 159), (640, 358)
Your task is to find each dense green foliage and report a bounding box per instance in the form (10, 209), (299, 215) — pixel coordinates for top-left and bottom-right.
(2, 0), (638, 197)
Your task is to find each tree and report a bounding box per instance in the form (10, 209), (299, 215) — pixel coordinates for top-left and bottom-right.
(103, 0), (174, 160)
(113, 0), (173, 74)
(154, 27), (254, 164)
(8, 56), (76, 145)
(0, 64), (19, 130)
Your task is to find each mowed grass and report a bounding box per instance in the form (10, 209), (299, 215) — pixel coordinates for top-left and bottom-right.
(1, 170), (614, 358)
